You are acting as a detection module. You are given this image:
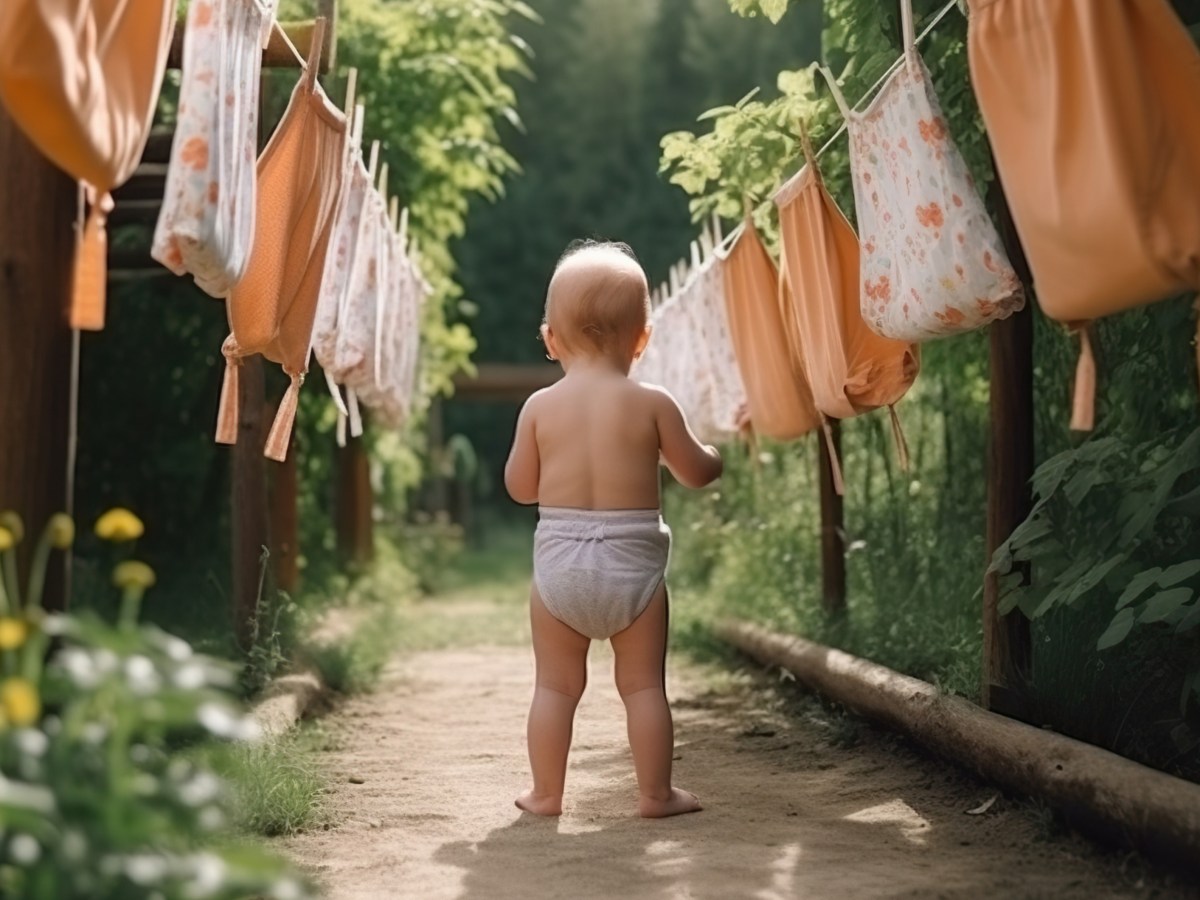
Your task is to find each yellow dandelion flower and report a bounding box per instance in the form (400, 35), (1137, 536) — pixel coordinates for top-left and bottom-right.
(1, 678), (40, 727)
(0, 618), (28, 650)
(0, 512), (24, 545)
(47, 514), (75, 550)
(95, 508), (144, 543)
(113, 561), (156, 591)
(0, 527), (12, 552)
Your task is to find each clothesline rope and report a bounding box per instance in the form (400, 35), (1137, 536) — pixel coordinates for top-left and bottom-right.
(710, 0), (962, 256)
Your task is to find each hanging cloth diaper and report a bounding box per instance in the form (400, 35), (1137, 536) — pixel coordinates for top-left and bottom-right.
(216, 19), (346, 462)
(0, 0), (176, 330)
(330, 174), (392, 434)
(775, 130), (920, 428)
(152, 0), (279, 298)
(718, 217), (821, 442)
(684, 254), (748, 444)
(823, 0), (1023, 342)
(967, 0), (1200, 428)
(312, 107), (370, 424)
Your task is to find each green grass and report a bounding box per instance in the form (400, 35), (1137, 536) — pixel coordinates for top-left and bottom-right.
(215, 727), (330, 837)
(306, 610), (398, 695)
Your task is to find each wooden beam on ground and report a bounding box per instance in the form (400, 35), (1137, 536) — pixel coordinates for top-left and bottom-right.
(336, 435), (373, 566)
(0, 106), (78, 611)
(231, 357), (270, 650)
(718, 620), (1200, 876)
(452, 363), (561, 402)
(982, 173), (1035, 716)
(818, 421), (846, 615)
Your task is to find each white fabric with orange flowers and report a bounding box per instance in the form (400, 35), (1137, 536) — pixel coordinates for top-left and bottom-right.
(152, 0), (277, 298)
(828, 45), (1023, 341)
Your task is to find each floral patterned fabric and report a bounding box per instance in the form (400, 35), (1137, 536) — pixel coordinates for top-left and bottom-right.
(313, 110), (370, 413)
(834, 52), (1024, 341)
(152, 0), (277, 298)
(632, 255), (746, 445)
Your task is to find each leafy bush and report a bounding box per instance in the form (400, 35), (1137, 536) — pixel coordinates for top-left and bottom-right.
(0, 511), (312, 900)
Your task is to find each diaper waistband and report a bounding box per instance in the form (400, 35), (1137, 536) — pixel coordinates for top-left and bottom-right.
(536, 506), (667, 542)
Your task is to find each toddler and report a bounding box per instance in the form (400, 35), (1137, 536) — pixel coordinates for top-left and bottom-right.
(504, 240), (723, 818)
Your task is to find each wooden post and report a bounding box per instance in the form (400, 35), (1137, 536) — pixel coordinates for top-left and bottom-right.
(336, 435), (373, 566)
(231, 357), (270, 650)
(0, 107), (78, 611)
(982, 173), (1035, 715)
(268, 403), (300, 595)
(427, 397), (449, 516)
(818, 421), (847, 615)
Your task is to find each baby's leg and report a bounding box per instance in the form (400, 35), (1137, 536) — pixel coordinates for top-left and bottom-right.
(517, 583), (590, 816)
(610, 584), (701, 818)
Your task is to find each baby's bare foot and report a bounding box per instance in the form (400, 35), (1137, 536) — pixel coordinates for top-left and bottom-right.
(515, 790), (562, 816)
(639, 788), (702, 818)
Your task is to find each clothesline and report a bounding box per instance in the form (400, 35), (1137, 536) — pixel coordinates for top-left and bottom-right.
(711, 0), (962, 256)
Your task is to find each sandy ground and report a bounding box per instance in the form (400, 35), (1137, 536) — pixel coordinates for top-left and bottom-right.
(282, 597), (1193, 900)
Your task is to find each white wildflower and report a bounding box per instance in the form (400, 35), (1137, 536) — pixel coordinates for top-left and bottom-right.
(184, 852), (226, 898)
(273, 877), (305, 900)
(198, 807), (225, 831)
(172, 663), (207, 690)
(81, 723), (107, 744)
(196, 703), (239, 738)
(126, 854), (169, 885)
(125, 655), (161, 695)
(57, 648), (99, 689)
(61, 829), (87, 863)
(9, 834), (40, 865)
(180, 772), (221, 806)
(14, 729), (47, 757)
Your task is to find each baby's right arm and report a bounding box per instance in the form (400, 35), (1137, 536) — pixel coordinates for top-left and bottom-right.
(650, 387), (723, 489)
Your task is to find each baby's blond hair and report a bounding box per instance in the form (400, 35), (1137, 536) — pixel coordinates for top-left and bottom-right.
(544, 241), (650, 357)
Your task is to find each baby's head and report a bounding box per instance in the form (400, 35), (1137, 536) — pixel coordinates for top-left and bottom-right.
(542, 240), (651, 366)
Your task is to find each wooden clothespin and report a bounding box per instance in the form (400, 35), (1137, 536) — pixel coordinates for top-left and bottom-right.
(690, 239), (702, 270)
(700, 221), (714, 258)
(711, 210), (724, 245)
(343, 67), (358, 119)
(377, 161), (389, 198)
(367, 139), (381, 181)
(399, 206), (409, 245)
(389, 196), (400, 228)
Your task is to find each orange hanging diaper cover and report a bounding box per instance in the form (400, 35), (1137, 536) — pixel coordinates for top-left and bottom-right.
(718, 218), (820, 442)
(216, 19), (346, 461)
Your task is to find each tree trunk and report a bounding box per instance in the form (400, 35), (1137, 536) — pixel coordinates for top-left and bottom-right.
(0, 107), (78, 610)
(717, 619), (1200, 876)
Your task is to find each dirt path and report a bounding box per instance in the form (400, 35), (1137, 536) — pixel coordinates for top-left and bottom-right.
(282, 595), (1188, 900)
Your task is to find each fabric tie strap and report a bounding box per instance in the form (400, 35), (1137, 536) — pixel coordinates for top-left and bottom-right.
(69, 186), (115, 331)
(215, 337), (242, 446)
(265, 372), (304, 462)
(821, 418), (845, 497)
(1069, 325), (1097, 432)
(888, 404), (911, 473)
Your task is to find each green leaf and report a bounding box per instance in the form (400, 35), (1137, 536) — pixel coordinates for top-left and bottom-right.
(1175, 601), (1200, 634)
(1138, 587), (1194, 624)
(1158, 560), (1200, 587)
(1116, 567), (1162, 609)
(698, 106), (739, 122)
(760, 0), (790, 24)
(1063, 467), (1101, 507)
(1097, 608), (1135, 651)
(1064, 553), (1128, 606)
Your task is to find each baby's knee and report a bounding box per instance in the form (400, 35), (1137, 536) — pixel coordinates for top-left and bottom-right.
(614, 670), (662, 699)
(537, 670), (587, 701)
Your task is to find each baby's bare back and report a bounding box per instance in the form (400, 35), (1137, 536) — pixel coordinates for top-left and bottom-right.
(534, 372), (661, 510)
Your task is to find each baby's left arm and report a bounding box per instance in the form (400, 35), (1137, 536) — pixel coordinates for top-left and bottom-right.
(504, 395), (541, 505)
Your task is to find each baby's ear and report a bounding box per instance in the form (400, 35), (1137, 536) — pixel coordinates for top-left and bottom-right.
(635, 324), (653, 356)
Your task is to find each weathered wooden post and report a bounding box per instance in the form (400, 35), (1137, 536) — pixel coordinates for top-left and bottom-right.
(231, 358), (270, 649)
(818, 421), (847, 614)
(336, 433), (373, 565)
(0, 106), (78, 611)
(982, 173), (1035, 715)
(268, 403), (300, 595)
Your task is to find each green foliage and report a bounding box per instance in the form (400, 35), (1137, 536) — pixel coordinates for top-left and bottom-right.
(220, 731), (327, 837)
(992, 427), (1200, 712)
(0, 610), (310, 899)
(306, 608), (398, 695)
(660, 0), (990, 230)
